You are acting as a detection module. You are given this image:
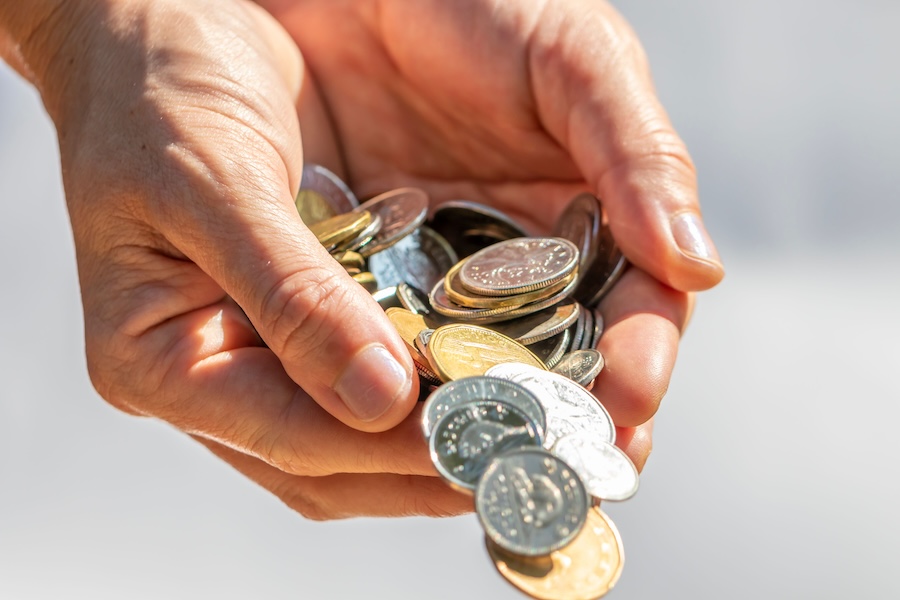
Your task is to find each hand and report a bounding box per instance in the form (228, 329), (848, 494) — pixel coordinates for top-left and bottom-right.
(8, 0), (470, 519)
(259, 0), (722, 465)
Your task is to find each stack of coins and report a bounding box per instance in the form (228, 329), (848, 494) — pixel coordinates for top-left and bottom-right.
(295, 164), (634, 600)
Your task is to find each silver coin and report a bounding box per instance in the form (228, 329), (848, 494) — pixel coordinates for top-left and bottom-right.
(552, 432), (639, 502)
(372, 286), (402, 310)
(353, 187), (429, 257)
(396, 283), (432, 315)
(429, 200), (529, 258)
(590, 308), (605, 348)
(484, 363), (615, 449)
(476, 447), (588, 557)
(554, 192), (602, 288)
(422, 376), (547, 440)
(568, 303), (587, 351)
(334, 212), (382, 253)
(430, 400), (542, 494)
(414, 328), (434, 357)
(578, 305), (595, 351)
(551, 349), (605, 388)
(368, 226), (457, 291)
(300, 163), (359, 213)
(526, 329), (571, 369)
(486, 299), (580, 346)
(459, 237), (580, 297)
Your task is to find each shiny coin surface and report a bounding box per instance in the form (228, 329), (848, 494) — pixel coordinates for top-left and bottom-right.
(368, 226), (458, 292)
(415, 328), (434, 357)
(422, 376), (546, 440)
(554, 192), (602, 288)
(487, 300), (580, 346)
(294, 188), (337, 226)
(396, 283), (434, 316)
(590, 308), (605, 349)
(487, 507), (624, 600)
(372, 286), (403, 311)
(300, 163), (359, 213)
(568, 304), (588, 351)
(427, 324), (547, 382)
(552, 433), (639, 502)
(460, 238), (580, 297)
(485, 363), (615, 449)
(335, 212), (382, 253)
(430, 401), (541, 493)
(308, 210), (372, 248)
(444, 261), (576, 310)
(577, 306), (594, 351)
(351, 272), (378, 293)
(429, 200), (529, 258)
(353, 187), (429, 257)
(385, 308), (428, 353)
(567, 196), (627, 307)
(551, 349), (605, 388)
(333, 250), (365, 271)
(527, 329), (571, 369)
(476, 447), (588, 557)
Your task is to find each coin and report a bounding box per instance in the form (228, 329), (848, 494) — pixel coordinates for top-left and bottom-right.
(353, 187), (429, 257)
(552, 433), (639, 502)
(300, 163), (359, 213)
(427, 324), (547, 382)
(590, 308), (605, 349)
(415, 328), (434, 357)
(551, 349), (605, 388)
(334, 212), (382, 253)
(429, 200), (529, 258)
(487, 507), (624, 600)
(396, 283), (434, 316)
(554, 192), (602, 288)
(563, 195), (627, 307)
(430, 400), (542, 493)
(476, 447), (588, 557)
(372, 286), (403, 311)
(484, 363), (615, 449)
(577, 306), (594, 351)
(421, 376), (547, 440)
(351, 272), (378, 293)
(568, 303), (587, 351)
(445, 259), (576, 310)
(486, 300), (580, 346)
(308, 210), (372, 248)
(459, 238), (580, 297)
(333, 250), (365, 271)
(294, 188), (337, 226)
(368, 226), (458, 292)
(527, 329), (571, 369)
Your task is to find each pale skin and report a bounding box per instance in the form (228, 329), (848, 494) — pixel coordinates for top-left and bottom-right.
(0, 0), (722, 519)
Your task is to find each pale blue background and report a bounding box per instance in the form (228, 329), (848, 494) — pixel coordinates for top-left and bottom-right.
(1, 1), (898, 598)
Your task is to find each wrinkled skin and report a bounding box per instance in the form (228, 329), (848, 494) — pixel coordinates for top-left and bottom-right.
(1, 0), (721, 519)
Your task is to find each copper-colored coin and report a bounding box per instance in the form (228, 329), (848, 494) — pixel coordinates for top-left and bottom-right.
(459, 237), (579, 297)
(427, 324), (547, 382)
(309, 210), (372, 248)
(487, 507), (624, 600)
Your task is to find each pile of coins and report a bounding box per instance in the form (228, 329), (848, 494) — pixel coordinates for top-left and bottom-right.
(296, 164), (636, 600)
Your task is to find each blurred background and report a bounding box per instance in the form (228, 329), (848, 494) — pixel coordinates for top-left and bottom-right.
(1, 0), (898, 598)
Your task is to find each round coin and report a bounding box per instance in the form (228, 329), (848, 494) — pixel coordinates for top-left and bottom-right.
(552, 433), (639, 502)
(294, 188), (337, 226)
(427, 324), (547, 382)
(308, 210), (372, 248)
(368, 226), (458, 292)
(421, 376), (547, 440)
(486, 300), (580, 346)
(429, 200), (529, 258)
(486, 507), (624, 600)
(430, 401), (542, 493)
(353, 187), (429, 257)
(551, 349), (605, 388)
(484, 363), (615, 449)
(476, 447), (588, 557)
(300, 163), (359, 213)
(459, 237), (580, 297)
(553, 192), (602, 288)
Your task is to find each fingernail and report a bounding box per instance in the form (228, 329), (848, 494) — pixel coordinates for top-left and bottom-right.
(671, 212), (721, 264)
(334, 344), (410, 422)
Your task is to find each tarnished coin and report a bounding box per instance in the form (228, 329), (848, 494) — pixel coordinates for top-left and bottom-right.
(485, 364), (615, 449)
(476, 447), (588, 557)
(353, 187), (429, 257)
(551, 349), (605, 388)
(460, 238), (580, 297)
(430, 401), (542, 493)
(487, 300), (580, 346)
(527, 329), (571, 369)
(300, 163), (359, 213)
(552, 433), (639, 502)
(368, 226), (458, 292)
(565, 196), (627, 307)
(487, 507), (624, 600)
(308, 210), (372, 248)
(429, 200), (529, 258)
(422, 376), (547, 440)
(427, 324), (547, 382)
(295, 188), (337, 226)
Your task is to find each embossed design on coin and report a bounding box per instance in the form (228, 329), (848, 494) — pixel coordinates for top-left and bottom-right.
(485, 364), (615, 448)
(551, 349), (605, 388)
(427, 324), (547, 381)
(476, 447), (588, 556)
(552, 433), (639, 502)
(459, 238), (580, 297)
(487, 507), (624, 600)
(430, 401), (541, 493)
(353, 187), (429, 256)
(422, 376), (546, 440)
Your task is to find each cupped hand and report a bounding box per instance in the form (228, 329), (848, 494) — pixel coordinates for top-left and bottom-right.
(16, 0), (470, 518)
(261, 0), (721, 462)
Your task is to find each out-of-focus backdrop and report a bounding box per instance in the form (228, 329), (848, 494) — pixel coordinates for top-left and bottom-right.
(1, 1), (898, 598)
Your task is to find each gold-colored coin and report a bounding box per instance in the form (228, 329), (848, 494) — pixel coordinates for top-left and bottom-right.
(309, 210), (372, 247)
(295, 188), (337, 225)
(444, 260), (577, 309)
(333, 250), (366, 271)
(385, 308), (440, 381)
(487, 507), (624, 600)
(352, 271), (378, 294)
(427, 324), (547, 382)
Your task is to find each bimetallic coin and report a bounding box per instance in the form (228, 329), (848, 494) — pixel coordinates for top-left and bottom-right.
(294, 188), (337, 226)
(487, 507), (624, 600)
(430, 401), (541, 493)
(427, 324), (547, 382)
(552, 433), (639, 502)
(551, 349), (605, 388)
(485, 364), (615, 449)
(353, 187), (429, 257)
(308, 210), (372, 248)
(421, 376), (547, 440)
(460, 238), (580, 297)
(476, 447), (588, 557)
(368, 226), (458, 292)
(429, 200), (529, 258)
(300, 163), (359, 212)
